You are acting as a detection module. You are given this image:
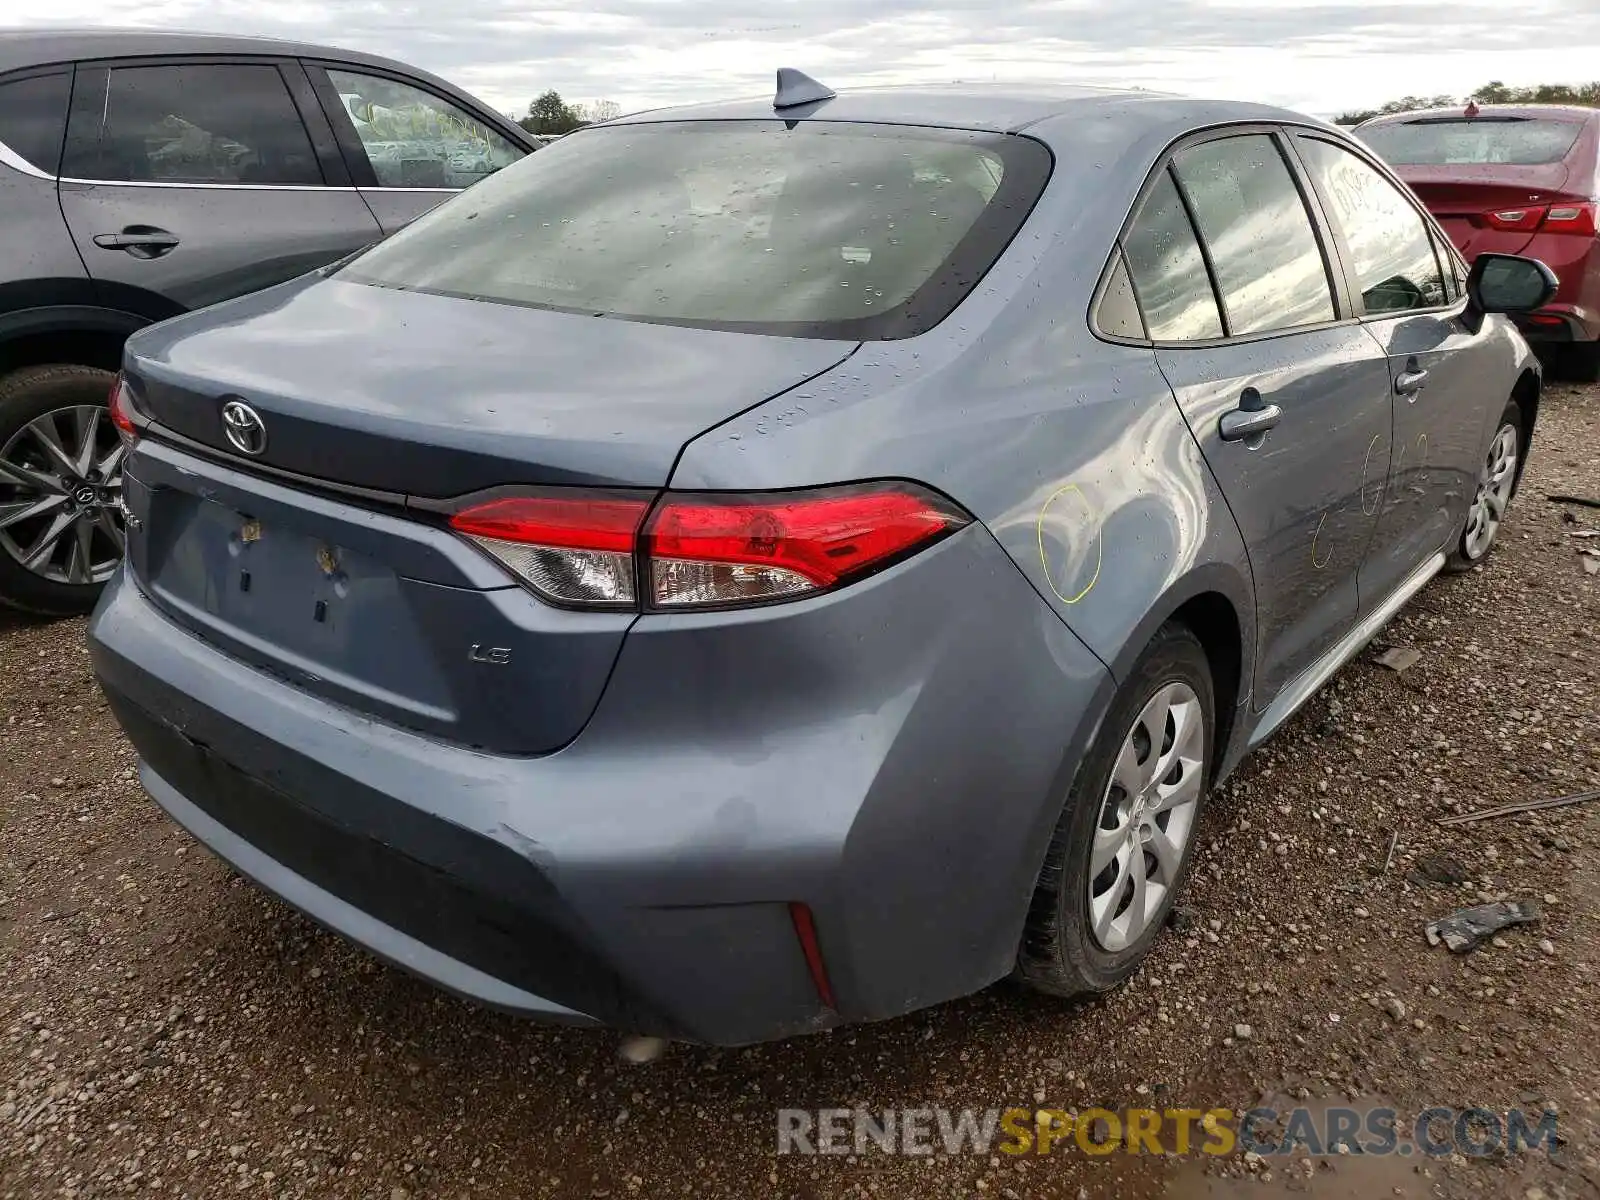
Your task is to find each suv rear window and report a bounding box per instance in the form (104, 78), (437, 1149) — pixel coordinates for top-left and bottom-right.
(1359, 118), (1584, 166)
(340, 120), (1051, 339)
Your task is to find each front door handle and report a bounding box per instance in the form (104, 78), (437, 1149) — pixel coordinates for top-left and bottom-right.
(1219, 387), (1283, 442)
(92, 226), (180, 259)
(1395, 367), (1430, 397)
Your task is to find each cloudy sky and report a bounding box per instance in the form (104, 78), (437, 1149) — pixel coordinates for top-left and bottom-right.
(10, 0), (1599, 121)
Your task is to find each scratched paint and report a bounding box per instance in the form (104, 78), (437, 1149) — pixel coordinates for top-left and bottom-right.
(1036, 483), (1103, 605)
(1310, 510), (1333, 569)
(1360, 434), (1384, 517)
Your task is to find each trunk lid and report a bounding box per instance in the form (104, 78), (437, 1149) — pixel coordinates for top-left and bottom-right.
(119, 277), (857, 755)
(1398, 163), (1578, 258)
(124, 276), (858, 496)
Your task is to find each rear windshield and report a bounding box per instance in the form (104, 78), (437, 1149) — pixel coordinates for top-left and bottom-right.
(1359, 117), (1584, 166)
(340, 120), (1051, 340)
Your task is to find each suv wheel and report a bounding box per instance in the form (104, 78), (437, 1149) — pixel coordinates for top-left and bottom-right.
(0, 364), (125, 617)
(1016, 624), (1213, 997)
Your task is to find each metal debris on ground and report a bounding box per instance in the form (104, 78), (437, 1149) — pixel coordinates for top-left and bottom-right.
(1425, 901), (1541, 953)
(1379, 830), (1398, 874)
(1549, 494), (1600, 510)
(1373, 645), (1420, 672)
(1437, 789), (1600, 826)
(1406, 854), (1468, 887)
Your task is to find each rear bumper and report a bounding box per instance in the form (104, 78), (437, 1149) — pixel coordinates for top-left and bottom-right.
(89, 524), (1112, 1045)
(1511, 304), (1599, 344)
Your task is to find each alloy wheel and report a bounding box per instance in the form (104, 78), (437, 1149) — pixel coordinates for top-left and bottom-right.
(1087, 681), (1205, 952)
(1462, 423), (1518, 562)
(0, 405), (127, 586)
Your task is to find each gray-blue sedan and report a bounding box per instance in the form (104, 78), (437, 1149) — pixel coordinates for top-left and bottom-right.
(88, 72), (1554, 1045)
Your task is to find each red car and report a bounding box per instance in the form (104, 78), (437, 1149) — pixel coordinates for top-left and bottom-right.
(1358, 104), (1600, 380)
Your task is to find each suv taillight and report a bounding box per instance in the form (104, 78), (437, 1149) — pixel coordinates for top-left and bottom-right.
(108, 373), (141, 448)
(448, 483), (969, 611)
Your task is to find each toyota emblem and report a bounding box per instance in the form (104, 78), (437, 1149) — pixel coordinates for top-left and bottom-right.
(220, 399), (268, 456)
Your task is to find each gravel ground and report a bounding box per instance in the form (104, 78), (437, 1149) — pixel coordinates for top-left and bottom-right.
(2, 382), (1598, 1200)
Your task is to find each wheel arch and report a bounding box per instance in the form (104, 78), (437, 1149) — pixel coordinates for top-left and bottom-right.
(1101, 562), (1255, 781)
(0, 279), (183, 379)
(1509, 365), (1540, 491)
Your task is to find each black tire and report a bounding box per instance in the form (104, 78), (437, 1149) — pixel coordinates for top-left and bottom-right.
(0, 363), (120, 618)
(1016, 623), (1213, 998)
(1444, 401), (1523, 574)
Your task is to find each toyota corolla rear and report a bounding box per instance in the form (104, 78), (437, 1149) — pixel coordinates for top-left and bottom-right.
(87, 115), (1108, 1044)
(1358, 106), (1600, 349)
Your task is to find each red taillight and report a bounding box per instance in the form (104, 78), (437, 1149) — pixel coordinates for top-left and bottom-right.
(449, 494), (650, 608)
(1543, 201), (1598, 236)
(108, 373), (139, 445)
(1484, 206), (1546, 232)
(448, 483), (968, 611)
(1483, 201), (1597, 236)
(643, 484), (968, 608)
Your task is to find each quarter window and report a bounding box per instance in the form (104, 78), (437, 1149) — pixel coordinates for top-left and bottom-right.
(0, 72), (71, 175)
(1171, 135), (1336, 335)
(1121, 169), (1224, 341)
(1296, 138), (1447, 316)
(325, 69), (522, 189)
(64, 64), (322, 185)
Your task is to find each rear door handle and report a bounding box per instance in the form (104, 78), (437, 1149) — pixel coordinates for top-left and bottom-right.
(92, 226), (180, 259)
(1219, 388), (1282, 442)
(1395, 367), (1430, 397)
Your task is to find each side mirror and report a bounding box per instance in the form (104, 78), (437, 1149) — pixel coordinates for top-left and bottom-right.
(1467, 253), (1559, 316)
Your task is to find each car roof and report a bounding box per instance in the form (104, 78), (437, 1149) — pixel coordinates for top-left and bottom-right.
(608, 81), (1330, 142)
(0, 26), (437, 80)
(1359, 103), (1599, 128)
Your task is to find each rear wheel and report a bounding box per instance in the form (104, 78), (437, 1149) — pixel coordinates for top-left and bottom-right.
(1017, 624), (1213, 997)
(0, 364), (125, 617)
(1445, 402), (1521, 573)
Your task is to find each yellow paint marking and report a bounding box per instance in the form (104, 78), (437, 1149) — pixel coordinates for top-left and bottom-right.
(1037, 483), (1103, 605)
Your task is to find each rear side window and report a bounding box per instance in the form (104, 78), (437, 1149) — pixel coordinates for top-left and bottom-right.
(1121, 170), (1224, 342)
(324, 67), (523, 189)
(0, 71), (70, 175)
(1296, 138), (1446, 316)
(339, 120), (1051, 340)
(64, 64), (322, 185)
(1359, 118), (1583, 166)
(1171, 135), (1336, 336)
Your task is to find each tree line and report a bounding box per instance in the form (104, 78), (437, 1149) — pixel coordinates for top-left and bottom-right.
(519, 90), (622, 137)
(1336, 81), (1600, 125)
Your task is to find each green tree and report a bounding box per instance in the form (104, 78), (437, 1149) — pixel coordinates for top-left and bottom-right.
(1336, 81), (1600, 125)
(521, 90), (586, 136)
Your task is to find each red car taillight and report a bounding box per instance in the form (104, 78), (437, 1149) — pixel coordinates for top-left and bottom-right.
(448, 483), (969, 611)
(1484, 201), (1598, 236)
(1484, 206), (1546, 232)
(1542, 201), (1598, 236)
(108, 373), (141, 448)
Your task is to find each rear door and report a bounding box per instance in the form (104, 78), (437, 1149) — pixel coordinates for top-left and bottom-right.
(302, 62), (528, 234)
(1292, 134), (1488, 612)
(58, 57), (382, 313)
(1126, 129), (1395, 708)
